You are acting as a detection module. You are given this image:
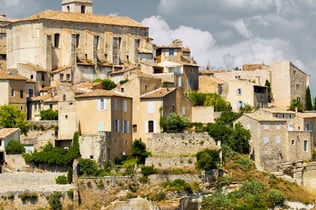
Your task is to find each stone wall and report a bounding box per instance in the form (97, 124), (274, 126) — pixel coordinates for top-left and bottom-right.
(145, 157), (196, 169)
(146, 133), (218, 156)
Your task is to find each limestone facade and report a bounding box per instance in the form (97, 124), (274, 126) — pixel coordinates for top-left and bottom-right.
(75, 89), (133, 162)
(237, 108), (315, 172)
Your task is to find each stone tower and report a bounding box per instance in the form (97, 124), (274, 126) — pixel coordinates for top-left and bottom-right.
(62, 0), (93, 14)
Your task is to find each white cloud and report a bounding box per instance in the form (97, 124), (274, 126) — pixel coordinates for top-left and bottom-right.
(0, 0), (40, 18)
(142, 16), (298, 70)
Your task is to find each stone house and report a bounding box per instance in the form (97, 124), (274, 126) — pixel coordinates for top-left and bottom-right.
(0, 70), (35, 112)
(29, 94), (58, 121)
(5, 0), (155, 91)
(0, 128), (20, 173)
(237, 108), (314, 172)
(115, 72), (162, 141)
(153, 39), (199, 92)
(139, 87), (192, 144)
(221, 80), (268, 112)
(75, 89), (132, 163)
(213, 61), (310, 109)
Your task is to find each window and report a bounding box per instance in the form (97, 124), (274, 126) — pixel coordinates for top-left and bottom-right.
(123, 120), (129, 133)
(264, 136), (269, 144)
(63, 94), (66, 101)
(182, 106), (186, 115)
(30, 75), (34, 80)
(169, 49), (174, 56)
(292, 140), (295, 145)
(113, 98), (118, 111)
(49, 104), (53, 109)
(81, 5), (86, 13)
(288, 124), (294, 131)
(66, 74), (71, 81)
(54, 33), (60, 48)
(133, 124), (137, 132)
(263, 123), (269, 130)
(275, 136), (281, 144)
(67, 5), (70, 12)
(122, 100), (127, 112)
(0, 140), (1, 146)
(276, 124), (280, 130)
(41, 72), (45, 81)
(304, 140), (308, 152)
(19, 90), (23, 98)
(60, 74), (64, 81)
(148, 102), (154, 114)
(73, 34), (80, 48)
(148, 121), (154, 133)
(306, 123), (313, 132)
(99, 98), (106, 110)
(11, 89), (14, 96)
(114, 119), (120, 132)
(236, 88), (242, 95)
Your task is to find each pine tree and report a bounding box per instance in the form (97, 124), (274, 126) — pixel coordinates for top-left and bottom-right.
(305, 86), (312, 110)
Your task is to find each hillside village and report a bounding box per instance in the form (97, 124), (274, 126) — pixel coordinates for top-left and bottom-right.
(1, 0), (316, 209)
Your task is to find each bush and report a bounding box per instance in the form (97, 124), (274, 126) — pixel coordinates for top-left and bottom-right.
(237, 156), (255, 171)
(161, 113), (190, 133)
(196, 149), (220, 170)
(67, 190), (74, 200)
(5, 140), (25, 154)
(18, 192), (38, 203)
(131, 139), (150, 164)
(47, 192), (62, 210)
(161, 179), (192, 194)
(40, 109), (58, 120)
(201, 191), (233, 210)
(55, 175), (67, 185)
(141, 166), (156, 177)
(94, 78), (116, 90)
(78, 158), (98, 177)
(267, 189), (285, 208)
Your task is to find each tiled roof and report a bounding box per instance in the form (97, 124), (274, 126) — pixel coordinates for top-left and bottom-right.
(0, 128), (19, 139)
(244, 112), (286, 122)
(17, 10), (147, 28)
(51, 66), (72, 74)
(71, 82), (103, 94)
(31, 94), (58, 102)
(140, 87), (176, 99)
(75, 89), (128, 99)
(0, 70), (29, 81)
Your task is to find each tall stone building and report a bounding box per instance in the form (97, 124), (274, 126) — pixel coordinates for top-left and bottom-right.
(6, 0), (155, 95)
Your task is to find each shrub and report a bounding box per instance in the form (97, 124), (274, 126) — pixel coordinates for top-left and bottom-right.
(94, 78), (116, 90)
(47, 192), (62, 210)
(40, 109), (58, 120)
(67, 190), (74, 200)
(161, 113), (190, 133)
(161, 179), (192, 194)
(141, 166), (156, 177)
(131, 138), (150, 164)
(149, 191), (166, 201)
(78, 158), (98, 177)
(196, 149), (220, 170)
(201, 191), (233, 210)
(18, 192), (38, 203)
(5, 140), (25, 154)
(267, 189), (285, 208)
(55, 175), (67, 185)
(237, 156), (255, 171)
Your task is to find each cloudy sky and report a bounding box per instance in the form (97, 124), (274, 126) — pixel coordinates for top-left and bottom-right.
(1, 0), (316, 94)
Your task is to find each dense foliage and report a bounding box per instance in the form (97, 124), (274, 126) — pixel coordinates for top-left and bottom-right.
(23, 132), (80, 167)
(205, 111), (250, 154)
(131, 138), (150, 164)
(289, 99), (304, 112)
(40, 109), (58, 120)
(196, 149), (220, 170)
(5, 140), (25, 154)
(0, 104), (30, 135)
(187, 91), (232, 111)
(265, 80), (272, 103)
(94, 78), (116, 90)
(201, 180), (285, 209)
(305, 86), (313, 110)
(78, 158), (98, 176)
(160, 112), (190, 133)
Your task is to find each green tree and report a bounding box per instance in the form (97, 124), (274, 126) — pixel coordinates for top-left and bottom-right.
(161, 113), (190, 133)
(289, 99), (304, 112)
(131, 138), (150, 164)
(196, 149), (220, 170)
(40, 109), (58, 120)
(305, 86), (313, 110)
(5, 140), (25, 154)
(94, 78), (116, 90)
(227, 123), (251, 154)
(265, 80), (272, 102)
(187, 92), (231, 111)
(0, 105), (30, 135)
(78, 158), (98, 176)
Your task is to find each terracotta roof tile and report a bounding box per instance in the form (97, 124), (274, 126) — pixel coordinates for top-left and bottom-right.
(18, 10), (147, 28)
(19, 63), (46, 72)
(75, 89), (128, 99)
(0, 128), (20, 139)
(51, 66), (72, 74)
(141, 87), (176, 99)
(0, 70), (29, 81)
